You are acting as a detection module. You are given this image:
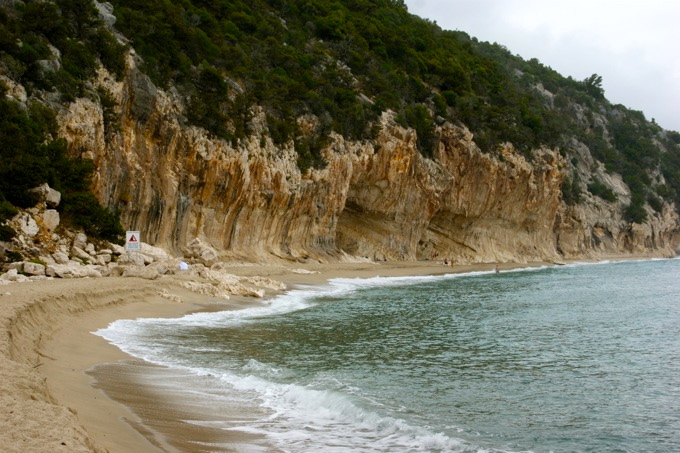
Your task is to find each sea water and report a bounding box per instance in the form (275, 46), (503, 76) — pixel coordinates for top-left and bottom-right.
(95, 259), (680, 452)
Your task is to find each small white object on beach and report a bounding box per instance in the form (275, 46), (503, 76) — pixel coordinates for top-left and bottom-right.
(178, 261), (189, 271)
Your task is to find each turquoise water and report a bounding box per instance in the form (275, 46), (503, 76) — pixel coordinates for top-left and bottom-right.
(96, 259), (680, 452)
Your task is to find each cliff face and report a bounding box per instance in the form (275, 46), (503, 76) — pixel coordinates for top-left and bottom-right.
(336, 123), (566, 263)
(58, 61), (680, 264)
(555, 200), (680, 259)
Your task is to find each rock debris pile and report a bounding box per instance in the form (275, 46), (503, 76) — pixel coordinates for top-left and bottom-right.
(0, 185), (284, 299)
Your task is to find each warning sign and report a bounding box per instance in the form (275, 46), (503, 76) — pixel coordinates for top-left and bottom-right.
(125, 230), (141, 252)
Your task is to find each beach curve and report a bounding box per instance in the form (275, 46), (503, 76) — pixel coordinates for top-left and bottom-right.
(1, 260), (542, 452)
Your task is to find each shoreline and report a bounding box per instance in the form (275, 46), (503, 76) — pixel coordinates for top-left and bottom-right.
(0, 257), (651, 452)
(45, 260), (493, 452)
(39, 282), (242, 453)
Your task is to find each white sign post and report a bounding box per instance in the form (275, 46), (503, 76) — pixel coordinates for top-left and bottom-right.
(125, 230), (141, 252)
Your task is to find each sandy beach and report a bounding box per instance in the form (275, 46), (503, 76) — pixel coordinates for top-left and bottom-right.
(0, 260), (548, 452)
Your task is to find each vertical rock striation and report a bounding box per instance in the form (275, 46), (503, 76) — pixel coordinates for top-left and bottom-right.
(58, 62), (679, 264)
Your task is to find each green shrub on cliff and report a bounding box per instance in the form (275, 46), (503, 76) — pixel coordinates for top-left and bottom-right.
(0, 0), (126, 102)
(0, 199), (18, 241)
(561, 174), (582, 206)
(61, 192), (124, 241)
(397, 104), (436, 158)
(587, 179), (617, 202)
(0, 96), (124, 243)
(625, 194), (649, 224)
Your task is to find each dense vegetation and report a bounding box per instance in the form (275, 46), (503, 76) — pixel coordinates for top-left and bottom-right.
(0, 0), (126, 100)
(106, 0), (570, 156)
(474, 42), (680, 222)
(0, 0), (125, 243)
(1, 0), (680, 233)
(0, 94), (124, 243)
(103, 0), (680, 218)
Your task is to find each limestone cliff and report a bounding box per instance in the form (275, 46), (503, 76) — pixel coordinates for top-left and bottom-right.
(57, 58), (680, 264)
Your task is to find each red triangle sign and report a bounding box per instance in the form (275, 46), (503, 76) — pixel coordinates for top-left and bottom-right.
(129, 235), (137, 242)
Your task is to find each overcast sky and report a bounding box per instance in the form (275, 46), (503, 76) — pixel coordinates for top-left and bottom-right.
(404, 0), (680, 132)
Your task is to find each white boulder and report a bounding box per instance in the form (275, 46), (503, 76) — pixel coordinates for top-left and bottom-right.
(42, 209), (60, 231)
(29, 183), (61, 207)
(116, 252), (145, 267)
(141, 242), (170, 261)
(46, 263), (102, 279)
(46, 187), (61, 208)
(108, 242), (125, 255)
(23, 261), (46, 276)
(18, 214), (39, 237)
(70, 246), (91, 262)
(185, 238), (219, 266)
(1, 269), (30, 283)
(96, 254), (112, 265)
(52, 251), (70, 264)
(122, 266), (160, 280)
(73, 232), (88, 249)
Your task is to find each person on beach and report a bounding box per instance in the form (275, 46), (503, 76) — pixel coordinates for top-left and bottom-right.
(495, 264), (500, 273)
